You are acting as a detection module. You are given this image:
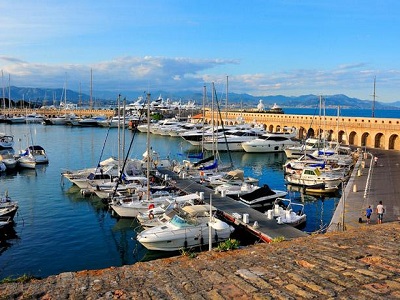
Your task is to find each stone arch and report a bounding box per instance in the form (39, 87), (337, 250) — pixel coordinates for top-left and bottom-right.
(326, 129), (334, 141)
(298, 127), (307, 140)
(388, 134), (399, 150)
(348, 131), (357, 146)
(307, 128), (315, 138)
(276, 125), (281, 132)
(361, 132), (370, 147)
(267, 124), (274, 132)
(338, 130), (346, 144)
(374, 133), (384, 149)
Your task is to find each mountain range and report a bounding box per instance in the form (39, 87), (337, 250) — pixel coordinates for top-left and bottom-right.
(2, 86), (400, 110)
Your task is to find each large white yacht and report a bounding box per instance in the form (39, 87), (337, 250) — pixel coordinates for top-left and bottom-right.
(241, 130), (300, 153)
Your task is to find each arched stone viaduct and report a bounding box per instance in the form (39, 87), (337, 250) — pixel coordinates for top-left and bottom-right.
(204, 111), (400, 151)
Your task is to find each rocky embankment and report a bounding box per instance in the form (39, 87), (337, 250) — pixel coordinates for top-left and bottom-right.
(1, 222), (400, 299)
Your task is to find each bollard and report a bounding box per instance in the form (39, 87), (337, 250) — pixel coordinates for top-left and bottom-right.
(353, 184), (357, 192)
(357, 169), (362, 176)
(221, 190), (226, 197)
(361, 161), (365, 168)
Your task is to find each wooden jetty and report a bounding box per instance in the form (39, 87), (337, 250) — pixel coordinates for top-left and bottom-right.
(157, 169), (308, 242)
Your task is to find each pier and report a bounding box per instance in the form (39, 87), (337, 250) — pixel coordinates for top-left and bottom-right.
(157, 169), (308, 241)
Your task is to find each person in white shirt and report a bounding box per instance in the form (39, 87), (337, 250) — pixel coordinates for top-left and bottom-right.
(376, 201), (385, 224)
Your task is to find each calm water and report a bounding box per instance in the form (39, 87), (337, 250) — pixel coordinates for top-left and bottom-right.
(2, 108), (389, 279)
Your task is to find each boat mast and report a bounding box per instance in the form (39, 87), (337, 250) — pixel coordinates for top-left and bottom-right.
(372, 76), (376, 118)
(90, 68), (93, 109)
(225, 75), (228, 120)
(1, 70), (5, 109)
(8, 74), (11, 109)
(146, 92), (151, 200)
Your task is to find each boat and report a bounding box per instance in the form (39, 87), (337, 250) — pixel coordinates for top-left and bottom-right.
(202, 128), (265, 152)
(241, 129), (300, 153)
(17, 145), (49, 169)
(214, 182), (259, 198)
(0, 134), (15, 149)
(266, 103), (284, 114)
(283, 137), (325, 159)
(78, 115), (107, 127)
(136, 193), (201, 227)
(5, 115), (26, 124)
(0, 193), (18, 219)
(239, 184), (288, 208)
(284, 166), (343, 190)
(44, 113), (78, 125)
(208, 169), (259, 187)
(136, 204), (234, 251)
(0, 149), (18, 169)
(265, 199), (306, 227)
(25, 113), (44, 124)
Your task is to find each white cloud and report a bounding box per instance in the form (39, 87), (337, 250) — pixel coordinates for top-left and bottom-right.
(1, 55), (399, 101)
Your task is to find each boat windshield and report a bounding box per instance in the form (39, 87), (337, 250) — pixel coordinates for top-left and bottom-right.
(170, 215), (193, 228)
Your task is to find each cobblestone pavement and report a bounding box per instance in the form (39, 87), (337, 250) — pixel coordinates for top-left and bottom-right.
(1, 222), (399, 299)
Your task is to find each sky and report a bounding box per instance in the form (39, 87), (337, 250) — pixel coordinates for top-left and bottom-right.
(1, 0), (399, 102)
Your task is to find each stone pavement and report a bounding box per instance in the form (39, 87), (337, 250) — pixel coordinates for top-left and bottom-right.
(1, 222), (400, 299)
(329, 149), (400, 232)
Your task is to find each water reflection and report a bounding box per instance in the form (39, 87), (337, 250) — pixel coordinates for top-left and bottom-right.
(0, 225), (20, 256)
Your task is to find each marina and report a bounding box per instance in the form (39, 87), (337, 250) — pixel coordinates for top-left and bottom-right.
(0, 119), (343, 280)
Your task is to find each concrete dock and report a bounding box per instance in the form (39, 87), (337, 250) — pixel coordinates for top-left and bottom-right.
(329, 149), (400, 231)
(158, 169), (308, 241)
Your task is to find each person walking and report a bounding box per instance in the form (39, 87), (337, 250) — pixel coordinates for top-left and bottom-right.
(365, 205), (373, 224)
(376, 201), (385, 224)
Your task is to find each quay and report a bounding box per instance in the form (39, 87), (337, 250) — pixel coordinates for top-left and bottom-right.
(157, 169), (308, 241)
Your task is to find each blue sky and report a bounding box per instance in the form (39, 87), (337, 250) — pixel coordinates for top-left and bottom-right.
(1, 0), (399, 102)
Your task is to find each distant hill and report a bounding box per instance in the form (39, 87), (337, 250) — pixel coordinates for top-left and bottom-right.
(2, 86), (399, 110)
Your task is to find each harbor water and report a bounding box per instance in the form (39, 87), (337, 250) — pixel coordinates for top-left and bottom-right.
(0, 119), (346, 280)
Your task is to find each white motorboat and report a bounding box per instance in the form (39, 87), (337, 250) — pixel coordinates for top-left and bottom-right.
(202, 129), (264, 151)
(137, 204), (234, 251)
(136, 193), (201, 227)
(5, 116), (26, 124)
(97, 116), (130, 128)
(0, 150), (17, 170)
(110, 193), (174, 218)
(283, 137), (325, 159)
(25, 113), (44, 124)
(17, 145), (49, 169)
(0, 134), (14, 149)
(0, 193), (19, 219)
(215, 182), (259, 198)
(78, 115), (107, 127)
(284, 166), (343, 190)
(241, 130), (300, 153)
(265, 199), (306, 228)
(239, 184), (288, 208)
(207, 169), (259, 187)
(44, 113), (78, 125)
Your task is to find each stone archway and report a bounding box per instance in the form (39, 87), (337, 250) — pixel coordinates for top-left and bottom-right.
(338, 130), (346, 144)
(388, 134), (399, 150)
(374, 133), (384, 149)
(307, 128), (315, 138)
(361, 132), (370, 147)
(326, 129), (334, 141)
(268, 124), (274, 132)
(298, 127), (307, 140)
(348, 131), (358, 146)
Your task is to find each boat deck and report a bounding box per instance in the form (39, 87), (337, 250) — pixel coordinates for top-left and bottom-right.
(156, 169), (308, 241)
